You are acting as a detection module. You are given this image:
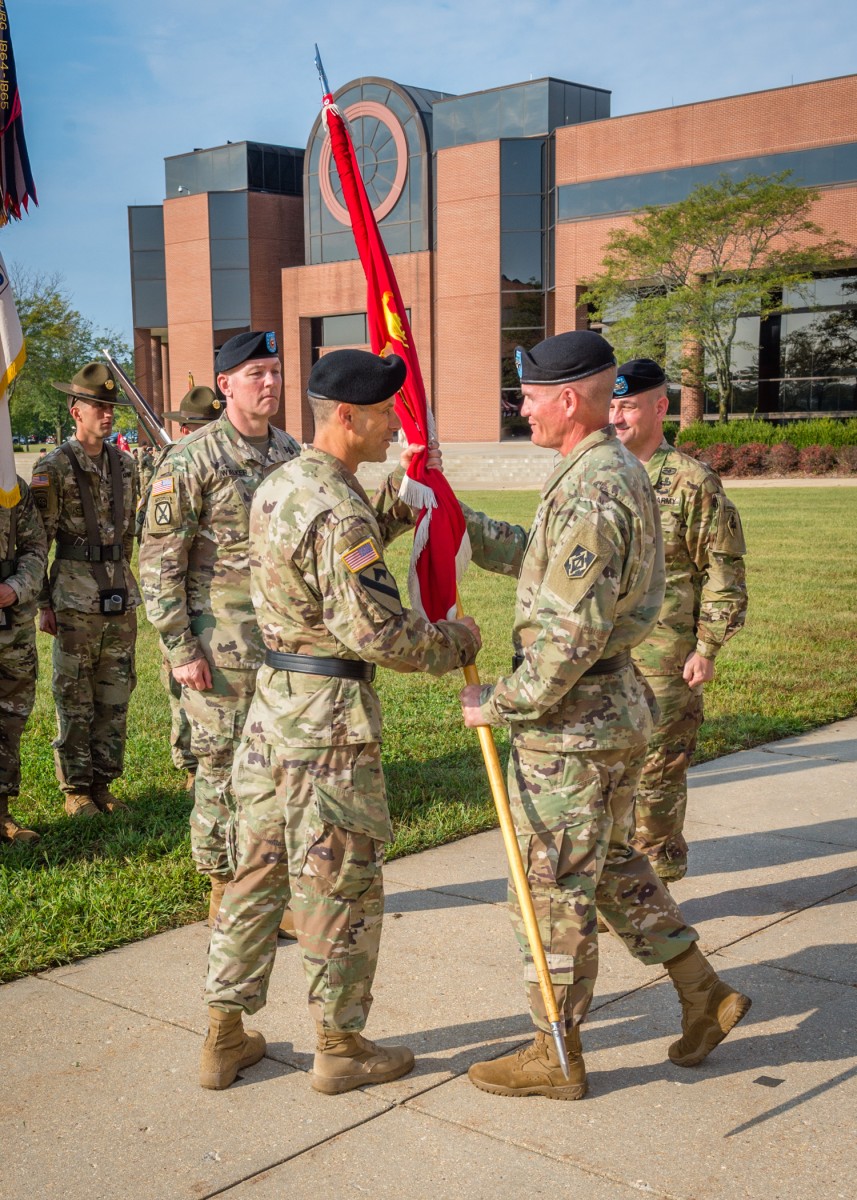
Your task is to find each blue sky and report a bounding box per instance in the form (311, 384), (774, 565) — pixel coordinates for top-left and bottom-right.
(3, 0), (856, 338)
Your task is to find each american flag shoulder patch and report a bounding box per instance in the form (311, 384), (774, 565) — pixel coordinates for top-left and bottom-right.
(152, 476), (174, 496)
(341, 537), (381, 574)
(30, 474), (49, 488)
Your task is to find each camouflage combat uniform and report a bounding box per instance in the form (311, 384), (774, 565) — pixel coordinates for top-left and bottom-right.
(32, 440), (140, 793)
(205, 448), (480, 1031)
(632, 441), (747, 881)
(137, 439), (198, 774)
(0, 478), (48, 806)
(463, 427), (698, 1033)
(139, 413), (301, 879)
(138, 447), (155, 496)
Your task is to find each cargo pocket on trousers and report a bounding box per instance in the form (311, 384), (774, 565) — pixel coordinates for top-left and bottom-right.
(301, 748), (391, 899)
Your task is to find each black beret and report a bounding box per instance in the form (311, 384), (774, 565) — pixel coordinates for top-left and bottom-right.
(516, 331), (615, 386)
(215, 330), (279, 374)
(307, 350), (407, 406)
(613, 359), (667, 398)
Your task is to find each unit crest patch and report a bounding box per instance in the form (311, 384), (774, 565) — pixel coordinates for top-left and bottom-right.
(564, 544), (597, 579)
(155, 501), (173, 526)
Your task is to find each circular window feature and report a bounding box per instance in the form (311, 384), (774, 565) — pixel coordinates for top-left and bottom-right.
(320, 101), (408, 226)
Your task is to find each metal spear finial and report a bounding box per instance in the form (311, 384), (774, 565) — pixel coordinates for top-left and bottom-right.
(550, 1020), (571, 1080)
(314, 44), (331, 97)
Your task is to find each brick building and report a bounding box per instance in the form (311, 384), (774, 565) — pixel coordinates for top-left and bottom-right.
(129, 73), (857, 441)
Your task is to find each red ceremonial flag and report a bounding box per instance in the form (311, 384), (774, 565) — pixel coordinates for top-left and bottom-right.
(116, 432), (130, 453)
(316, 53), (469, 622)
(0, 1), (37, 224)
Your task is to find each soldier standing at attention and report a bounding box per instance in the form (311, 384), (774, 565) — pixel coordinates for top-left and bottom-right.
(458, 332), (751, 1101)
(139, 332), (301, 926)
(0, 475), (48, 843)
(33, 363), (139, 817)
(137, 385), (223, 790)
(610, 359), (747, 882)
(200, 350), (481, 1094)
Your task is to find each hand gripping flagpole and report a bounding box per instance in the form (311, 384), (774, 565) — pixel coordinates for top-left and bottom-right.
(457, 595), (570, 1079)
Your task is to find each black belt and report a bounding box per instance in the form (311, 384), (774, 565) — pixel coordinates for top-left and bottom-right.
(56, 539), (123, 563)
(264, 650), (376, 682)
(512, 649), (630, 676)
(0, 559), (16, 580)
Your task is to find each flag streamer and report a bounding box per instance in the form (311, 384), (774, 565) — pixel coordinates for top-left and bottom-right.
(319, 80), (469, 622)
(0, 0), (38, 224)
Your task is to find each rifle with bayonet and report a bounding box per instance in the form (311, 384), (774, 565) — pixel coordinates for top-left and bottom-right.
(100, 348), (173, 449)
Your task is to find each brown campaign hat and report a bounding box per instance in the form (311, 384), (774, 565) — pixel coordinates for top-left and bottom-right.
(162, 385), (222, 424)
(52, 362), (131, 406)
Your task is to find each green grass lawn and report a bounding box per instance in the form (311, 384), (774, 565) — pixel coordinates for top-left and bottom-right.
(1, 486), (856, 982)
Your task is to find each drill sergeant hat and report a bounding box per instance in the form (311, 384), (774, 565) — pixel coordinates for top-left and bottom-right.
(52, 362), (131, 406)
(162, 385), (222, 424)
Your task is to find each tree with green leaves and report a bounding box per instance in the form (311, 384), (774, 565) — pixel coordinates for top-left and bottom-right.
(7, 267), (133, 444)
(583, 172), (851, 422)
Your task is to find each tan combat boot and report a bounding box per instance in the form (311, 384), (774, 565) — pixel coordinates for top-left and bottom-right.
(312, 1025), (415, 1095)
(278, 908), (298, 940)
(666, 944), (751, 1067)
(0, 796), (39, 844)
(91, 782), (128, 813)
(208, 876), (231, 927)
(64, 791), (100, 818)
(467, 1027), (587, 1100)
(199, 1007), (266, 1090)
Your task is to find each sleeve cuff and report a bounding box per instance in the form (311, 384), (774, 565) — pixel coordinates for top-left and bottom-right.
(696, 641), (720, 659)
(167, 634), (204, 668)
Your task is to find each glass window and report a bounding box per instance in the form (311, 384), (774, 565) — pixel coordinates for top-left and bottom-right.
(132, 279), (167, 329)
(783, 274), (857, 309)
(558, 141), (857, 222)
(381, 223), (411, 256)
(211, 269), (250, 325)
(781, 310), (857, 378)
(210, 238), (248, 269)
(209, 192), (248, 238)
(321, 232), (359, 262)
(129, 206), (164, 252)
(501, 291), (545, 328)
(501, 232), (543, 287)
(362, 83), (391, 105)
(132, 249), (165, 281)
(500, 139), (544, 195)
(521, 82), (550, 137)
(501, 194), (543, 231)
(322, 313), (367, 345)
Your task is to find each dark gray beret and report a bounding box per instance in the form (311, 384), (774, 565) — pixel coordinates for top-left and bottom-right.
(516, 331), (616, 386)
(215, 331), (278, 374)
(307, 350), (407, 406)
(613, 359), (667, 398)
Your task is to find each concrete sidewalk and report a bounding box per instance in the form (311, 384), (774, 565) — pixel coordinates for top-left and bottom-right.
(3, 719), (856, 1200)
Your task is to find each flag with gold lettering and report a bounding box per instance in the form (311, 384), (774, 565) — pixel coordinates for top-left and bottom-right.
(0, 1), (37, 224)
(318, 73), (469, 622)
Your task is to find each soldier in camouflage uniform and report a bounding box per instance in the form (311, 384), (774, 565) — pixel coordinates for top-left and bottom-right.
(139, 333), (301, 925)
(610, 359), (747, 881)
(459, 332), (750, 1101)
(137, 386), (223, 787)
(137, 444), (155, 495)
(0, 476), (48, 843)
(33, 363), (139, 817)
(201, 349), (481, 1095)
